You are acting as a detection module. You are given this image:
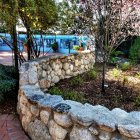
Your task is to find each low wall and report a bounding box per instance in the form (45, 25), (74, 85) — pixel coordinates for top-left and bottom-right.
(18, 51), (140, 140)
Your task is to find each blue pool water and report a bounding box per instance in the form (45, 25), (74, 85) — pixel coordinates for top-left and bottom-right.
(0, 33), (94, 54)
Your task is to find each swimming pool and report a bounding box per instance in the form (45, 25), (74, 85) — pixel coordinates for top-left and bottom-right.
(0, 33), (94, 54)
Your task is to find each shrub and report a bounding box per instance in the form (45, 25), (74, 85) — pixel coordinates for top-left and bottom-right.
(49, 87), (63, 96)
(135, 72), (140, 79)
(0, 65), (17, 103)
(87, 70), (97, 79)
(70, 75), (84, 86)
(65, 90), (85, 103)
(134, 94), (140, 107)
(48, 86), (85, 103)
(119, 62), (131, 71)
(110, 68), (122, 78)
(129, 36), (140, 63)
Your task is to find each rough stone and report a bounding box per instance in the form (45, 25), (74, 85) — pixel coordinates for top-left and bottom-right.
(85, 104), (116, 132)
(42, 71), (47, 78)
(28, 66), (38, 84)
(118, 124), (140, 139)
(54, 112), (72, 128)
(65, 69), (71, 75)
(30, 105), (39, 116)
(53, 103), (71, 113)
(63, 63), (69, 70)
(49, 120), (67, 140)
(89, 126), (99, 135)
(22, 110), (32, 131)
(70, 105), (94, 126)
(70, 125), (96, 140)
(39, 95), (63, 108)
(99, 130), (112, 140)
(52, 75), (60, 83)
(39, 78), (51, 89)
(27, 119), (52, 140)
(111, 108), (128, 124)
(28, 94), (44, 104)
(40, 110), (50, 125)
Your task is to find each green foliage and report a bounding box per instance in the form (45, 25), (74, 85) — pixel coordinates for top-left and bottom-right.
(49, 87), (63, 96)
(49, 86), (85, 103)
(0, 65), (17, 103)
(19, 0), (58, 30)
(87, 70), (97, 79)
(119, 62), (131, 71)
(129, 36), (140, 63)
(135, 72), (140, 79)
(70, 75), (84, 86)
(73, 45), (80, 50)
(134, 94), (140, 107)
(111, 51), (124, 57)
(110, 68), (122, 78)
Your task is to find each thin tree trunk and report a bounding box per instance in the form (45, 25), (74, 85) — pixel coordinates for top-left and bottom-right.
(12, 25), (18, 72)
(27, 27), (31, 60)
(101, 60), (106, 93)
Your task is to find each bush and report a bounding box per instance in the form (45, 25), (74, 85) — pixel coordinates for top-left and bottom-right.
(129, 36), (140, 63)
(0, 65), (17, 103)
(134, 94), (140, 107)
(87, 70), (97, 79)
(70, 75), (84, 86)
(49, 87), (63, 96)
(119, 62), (131, 71)
(135, 72), (140, 79)
(110, 68), (122, 78)
(49, 86), (85, 103)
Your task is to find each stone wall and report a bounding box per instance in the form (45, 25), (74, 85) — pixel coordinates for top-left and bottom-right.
(18, 51), (140, 140)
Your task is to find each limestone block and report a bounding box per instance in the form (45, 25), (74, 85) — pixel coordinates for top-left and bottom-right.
(66, 69), (71, 75)
(27, 119), (52, 140)
(19, 95), (28, 105)
(54, 64), (60, 71)
(52, 76), (60, 83)
(99, 130), (112, 140)
(70, 64), (74, 71)
(40, 110), (50, 125)
(22, 110), (32, 131)
(30, 105), (39, 117)
(39, 78), (51, 89)
(42, 71), (47, 78)
(89, 126), (99, 136)
(19, 72), (29, 86)
(63, 63), (69, 70)
(70, 125), (96, 140)
(118, 124), (140, 139)
(48, 120), (68, 140)
(54, 112), (72, 128)
(28, 66), (38, 84)
(56, 69), (62, 76)
(75, 60), (79, 67)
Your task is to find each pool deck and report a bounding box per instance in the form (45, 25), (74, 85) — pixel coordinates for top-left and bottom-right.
(0, 51), (64, 66)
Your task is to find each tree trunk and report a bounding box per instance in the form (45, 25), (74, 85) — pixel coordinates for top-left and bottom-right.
(12, 25), (18, 72)
(101, 60), (106, 93)
(27, 27), (31, 60)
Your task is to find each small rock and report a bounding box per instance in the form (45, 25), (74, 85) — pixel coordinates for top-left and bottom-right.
(89, 126), (99, 135)
(118, 124), (140, 139)
(54, 112), (72, 128)
(70, 125), (96, 140)
(99, 130), (112, 140)
(49, 120), (68, 140)
(30, 105), (39, 116)
(40, 110), (50, 125)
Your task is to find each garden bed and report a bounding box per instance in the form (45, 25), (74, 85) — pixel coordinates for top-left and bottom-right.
(49, 64), (140, 112)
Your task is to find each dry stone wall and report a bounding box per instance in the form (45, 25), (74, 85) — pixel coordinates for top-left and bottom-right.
(18, 51), (140, 140)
